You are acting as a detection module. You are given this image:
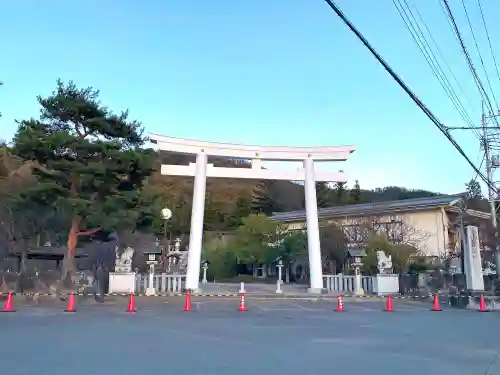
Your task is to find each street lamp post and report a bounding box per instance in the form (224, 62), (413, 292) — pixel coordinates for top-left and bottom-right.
(161, 207), (172, 252)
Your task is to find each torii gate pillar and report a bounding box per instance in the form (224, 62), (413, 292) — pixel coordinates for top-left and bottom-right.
(303, 157), (323, 292)
(149, 134), (355, 292)
(185, 152), (208, 290)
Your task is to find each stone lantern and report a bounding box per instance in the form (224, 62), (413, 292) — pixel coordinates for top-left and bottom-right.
(144, 248), (161, 296)
(347, 247), (366, 296)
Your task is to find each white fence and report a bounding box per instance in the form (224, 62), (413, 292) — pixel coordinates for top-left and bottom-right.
(135, 274), (186, 294)
(132, 273), (393, 295)
(323, 275), (374, 294)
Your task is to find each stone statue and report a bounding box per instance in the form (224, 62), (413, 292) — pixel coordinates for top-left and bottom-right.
(115, 246), (135, 273)
(376, 250), (393, 275)
(166, 237), (187, 274)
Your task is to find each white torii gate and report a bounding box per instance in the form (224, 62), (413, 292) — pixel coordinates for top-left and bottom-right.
(149, 133), (355, 293)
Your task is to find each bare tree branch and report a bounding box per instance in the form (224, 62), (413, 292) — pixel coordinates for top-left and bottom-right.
(337, 215), (431, 252)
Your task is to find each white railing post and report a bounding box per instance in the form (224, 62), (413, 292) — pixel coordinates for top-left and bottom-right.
(161, 273), (167, 293)
(323, 274), (374, 295)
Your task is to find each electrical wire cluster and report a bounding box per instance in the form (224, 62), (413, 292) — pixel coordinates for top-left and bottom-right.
(322, 0), (500, 196)
(440, 0), (500, 129)
(393, 0), (480, 139)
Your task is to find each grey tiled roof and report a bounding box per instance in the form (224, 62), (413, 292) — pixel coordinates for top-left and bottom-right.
(271, 194), (466, 222)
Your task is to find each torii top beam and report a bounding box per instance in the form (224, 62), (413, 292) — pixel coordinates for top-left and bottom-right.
(149, 133), (355, 162)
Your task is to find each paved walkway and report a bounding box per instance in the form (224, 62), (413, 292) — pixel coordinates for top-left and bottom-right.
(201, 282), (310, 295)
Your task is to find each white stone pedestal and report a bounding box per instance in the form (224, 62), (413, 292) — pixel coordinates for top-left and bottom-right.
(373, 274), (399, 296)
(354, 273), (365, 296)
(145, 263), (156, 296)
(353, 266), (364, 296)
(145, 274), (156, 296)
(109, 272), (136, 294)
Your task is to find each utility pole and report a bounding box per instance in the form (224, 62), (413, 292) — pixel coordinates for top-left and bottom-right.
(482, 109), (496, 227)
(449, 105), (500, 273)
(480, 103), (500, 272)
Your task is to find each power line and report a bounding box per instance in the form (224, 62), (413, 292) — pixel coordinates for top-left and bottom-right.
(322, 0), (497, 194)
(477, 0), (500, 93)
(461, 0), (499, 110)
(396, 0), (475, 128)
(393, 0), (480, 139)
(439, 0), (500, 252)
(411, 2), (478, 119)
(441, 0), (500, 125)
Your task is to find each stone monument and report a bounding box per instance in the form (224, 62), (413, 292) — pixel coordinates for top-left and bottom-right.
(464, 225), (485, 291)
(108, 246), (136, 294)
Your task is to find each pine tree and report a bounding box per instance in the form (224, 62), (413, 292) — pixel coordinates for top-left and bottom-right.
(465, 178), (482, 199)
(349, 180), (361, 203)
(11, 80), (155, 282)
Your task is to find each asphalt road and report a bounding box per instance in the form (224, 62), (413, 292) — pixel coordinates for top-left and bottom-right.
(2, 297), (500, 375)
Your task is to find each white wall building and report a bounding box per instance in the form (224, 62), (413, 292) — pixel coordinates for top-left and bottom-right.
(272, 195), (491, 258)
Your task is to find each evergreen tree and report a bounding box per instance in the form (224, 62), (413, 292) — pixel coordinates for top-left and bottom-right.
(250, 181), (284, 215)
(11, 80), (155, 281)
(204, 194), (228, 231)
(463, 178), (488, 211)
(227, 197), (252, 228)
(465, 178), (482, 199)
(320, 223), (348, 273)
(315, 182), (332, 208)
(349, 180), (361, 203)
(234, 197), (251, 218)
(334, 181), (346, 205)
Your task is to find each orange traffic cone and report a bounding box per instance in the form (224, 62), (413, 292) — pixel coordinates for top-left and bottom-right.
(2, 291), (15, 312)
(384, 295), (393, 312)
(127, 292), (136, 313)
(184, 291), (192, 312)
(238, 293), (247, 312)
(479, 294), (488, 312)
(64, 294), (76, 312)
(431, 295), (441, 312)
(336, 295), (344, 312)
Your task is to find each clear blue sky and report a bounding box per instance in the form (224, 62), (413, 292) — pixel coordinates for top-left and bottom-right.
(1, 0), (499, 194)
